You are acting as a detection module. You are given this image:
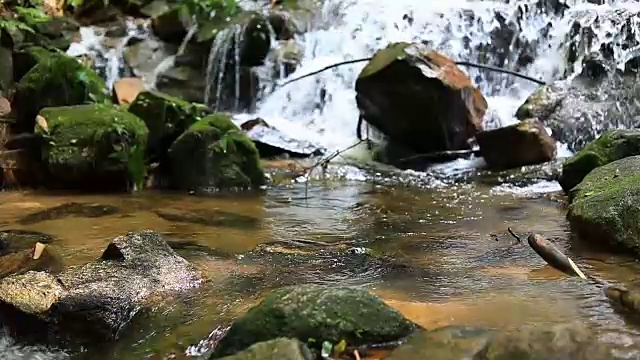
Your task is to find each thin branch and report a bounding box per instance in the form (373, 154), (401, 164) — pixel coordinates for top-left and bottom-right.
(507, 227), (522, 243)
(277, 57), (547, 89)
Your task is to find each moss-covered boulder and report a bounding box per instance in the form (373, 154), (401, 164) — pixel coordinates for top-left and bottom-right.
(12, 53), (110, 133)
(218, 338), (313, 360)
(127, 91), (209, 161)
(211, 284), (417, 358)
(567, 156), (640, 256)
(168, 114), (265, 192)
(36, 104), (148, 191)
(559, 130), (640, 193)
(11, 45), (53, 83)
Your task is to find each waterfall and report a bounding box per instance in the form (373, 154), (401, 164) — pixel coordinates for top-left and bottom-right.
(221, 0), (640, 154)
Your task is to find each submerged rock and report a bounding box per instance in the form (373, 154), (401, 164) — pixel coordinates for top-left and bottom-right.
(18, 202), (119, 225)
(218, 338), (313, 360)
(559, 130), (640, 193)
(127, 90), (209, 162)
(567, 156), (640, 256)
(0, 230), (60, 279)
(168, 114), (265, 192)
(12, 53), (110, 133)
(153, 208), (260, 229)
(36, 104), (148, 191)
(211, 284), (416, 357)
(0, 230), (203, 343)
(605, 285), (640, 316)
(476, 118), (556, 170)
(386, 323), (611, 360)
(355, 42), (486, 155)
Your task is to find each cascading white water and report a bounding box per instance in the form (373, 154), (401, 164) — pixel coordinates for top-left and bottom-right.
(240, 0), (640, 155)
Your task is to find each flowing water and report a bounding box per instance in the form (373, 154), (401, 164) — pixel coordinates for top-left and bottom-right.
(6, 0), (640, 358)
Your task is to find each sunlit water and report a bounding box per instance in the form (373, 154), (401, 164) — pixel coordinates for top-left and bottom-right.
(1, 181), (640, 359)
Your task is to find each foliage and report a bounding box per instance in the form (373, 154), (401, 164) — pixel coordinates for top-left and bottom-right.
(0, 3), (49, 34)
(108, 122), (147, 192)
(180, 0), (241, 22)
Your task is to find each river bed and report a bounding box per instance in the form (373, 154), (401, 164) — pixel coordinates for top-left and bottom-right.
(1, 178), (640, 359)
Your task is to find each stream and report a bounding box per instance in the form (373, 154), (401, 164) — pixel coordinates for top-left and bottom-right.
(2, 180), (640, 359)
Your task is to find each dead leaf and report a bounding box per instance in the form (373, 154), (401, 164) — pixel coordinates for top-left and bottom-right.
(35, 115), (49, 133)
(33, 242), (46, 260)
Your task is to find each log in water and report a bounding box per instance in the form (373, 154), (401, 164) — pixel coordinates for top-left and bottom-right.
(527, 233), (587, 280)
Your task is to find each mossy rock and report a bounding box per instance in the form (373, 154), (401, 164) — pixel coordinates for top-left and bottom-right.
(36, 104), (148, 191)
(217, 338), (313, 360)
(211, 284), (417, 357)
(127, 90), (210, 161)
(358, 42), (411, 79)
(168, 114), (265, 191)
(12, 52), (110, 133)
(12, 45), (54, 82)
(567, 156), (640, 256)
(559, 130), (640, 193)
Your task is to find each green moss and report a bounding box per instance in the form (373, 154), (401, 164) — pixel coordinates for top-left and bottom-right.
(358, 42), (411, 79)
(567, 156), (640, 256)
(559, 130), (640, 192)
(168, 113), (265, 191)
(37, 104), (148, 190)
(127, 90), (210, 160)
(13, 52), (110, 133)
(211, 284), (416, 358)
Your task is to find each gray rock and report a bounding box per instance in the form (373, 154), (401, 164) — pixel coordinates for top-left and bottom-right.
(217, 338), (313, 360)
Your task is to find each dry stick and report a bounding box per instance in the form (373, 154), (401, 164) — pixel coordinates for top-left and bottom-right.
(277, 57), (547, 88)
(507, 227), (522, 243)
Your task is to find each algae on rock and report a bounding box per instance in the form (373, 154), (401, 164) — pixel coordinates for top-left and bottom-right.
(211, 284), (417, 358)
(127, 90), (210, 161)
(559, 130), (640, 192)
(567, 156), (640, 256)
(37, 104), (148, 191)
(168, 113), (265, 192)
(13, 52), (110, 133)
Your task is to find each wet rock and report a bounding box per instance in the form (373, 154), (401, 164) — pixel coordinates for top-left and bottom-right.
(0, 96), (10, 117)
(217, 338), (313, 360)
(567, 156), (640, 256)
(153, 208), (260, 229)
(148, 1), (191, 43)
(471, 158), (563, 188)
(155, 65), (208, 104)
(18, 203), (119, 225)
(605, 285), (640, 315)
(0, 230), (203, 343)
(12, 53), (110, 133)
(386, 323), (611, 360)
(112, 77), (146, 105)
(211, 284), (417, 357)
(123, 37), (176, 78)
(477, 118), (556, 170)
(239, 118), (325, 158)
(0, 230), (54, 253)
(11, 46), (53, 83)
(168, 114), (265, 192)
(355, 42), (486, 155)
(36, 104), (148, 191)
(559, 130), (640, 193)
(0, 148), (44, 188)
(127, 90), (209, 162)
(0, 44), (12, 96)
(385, 326), (493, 360)
(516, 8), (640, 152)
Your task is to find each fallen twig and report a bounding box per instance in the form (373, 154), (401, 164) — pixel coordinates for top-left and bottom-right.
(354, 349), (361, 360)
(507, 227), (522, 243)
(277, 56), (547, 88)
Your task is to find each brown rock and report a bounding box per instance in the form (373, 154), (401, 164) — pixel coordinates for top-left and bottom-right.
(476, 118), (556, 170)
(112, 77), (145, 105)
(0, 97), (10, 117)
(355, 42), (487, 154)
(0, 149), (43, 188)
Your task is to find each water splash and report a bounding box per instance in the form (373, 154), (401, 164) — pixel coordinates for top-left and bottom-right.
(66, 18), (150, 89)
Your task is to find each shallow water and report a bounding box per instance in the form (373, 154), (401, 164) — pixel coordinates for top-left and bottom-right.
(1, 180), (640, 359)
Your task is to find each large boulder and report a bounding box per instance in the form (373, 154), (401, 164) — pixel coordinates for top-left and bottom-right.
(567, 156), (640, 256)
(211, 284), (417, 358)
(36, 104), (148, 191)
(515, 8), (640, 152)
(0, 230), (203, 343)
(386, 323), (612, 360)
(355, 42), (487, 155)
(127, 90), (209, 161)
(12, 53), (110, 133)
(168, 114), (265, 192)
(476, 118), (556, 170)
(558, 130), (640, 193)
